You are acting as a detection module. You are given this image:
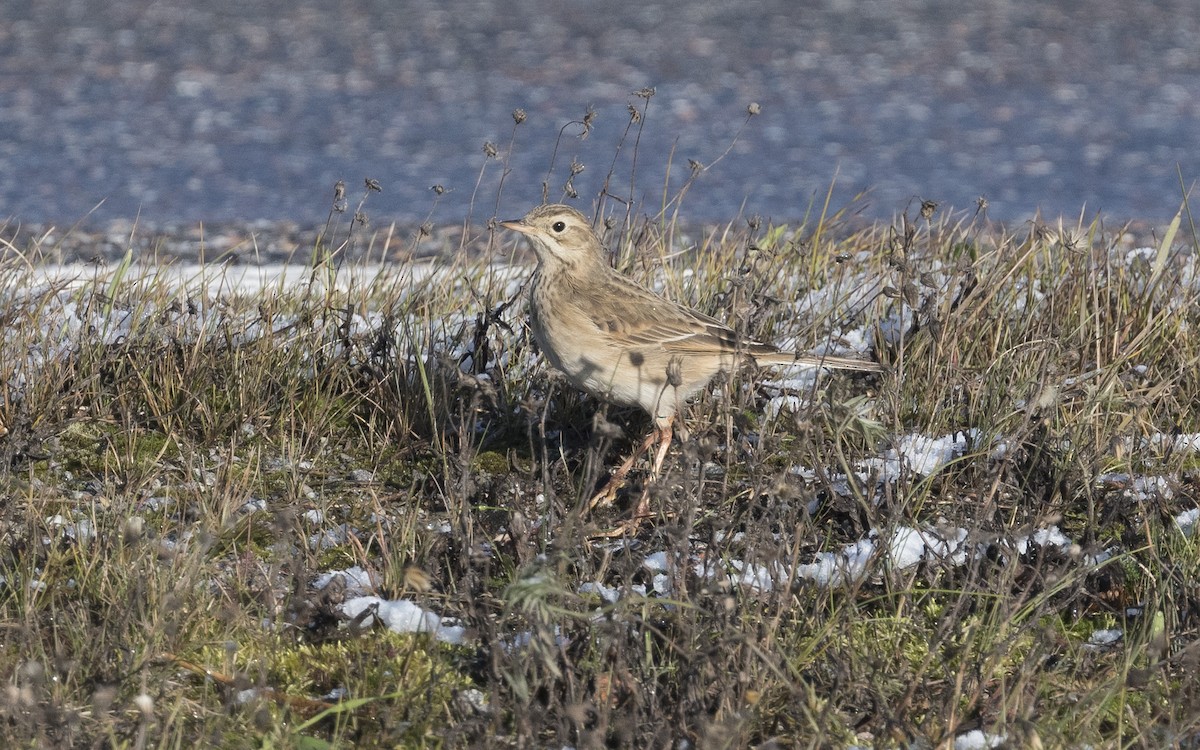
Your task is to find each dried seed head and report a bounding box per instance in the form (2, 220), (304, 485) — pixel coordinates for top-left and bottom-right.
(920, 199), (938, 220)
(1032, 384), (1060, 411)
(133, 693), (154, 717)
(976, 195), (989, 212)
(627, 103), (641, 123)
(332, 180), (348, 212)
(403, 566), (433, 593)
(634, 86), (656, 99)
(512, 108), (526, 124)
(580, 105), (597, 138)
(688, 158), (703, 174)
(747, 102), (761, 116)
(123, 516), (144, 544)
(483, 141), (498, 158)
(365, 177), (381, 192)
(430, 184), (446, 195)
(569, 157), (585, 176)
(92, 684), (118, 713)
(591, 411), (625, 440)
(355, 210), (368, 226)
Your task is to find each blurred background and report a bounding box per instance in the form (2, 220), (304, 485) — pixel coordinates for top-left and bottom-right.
(1, 0), (1197, 226)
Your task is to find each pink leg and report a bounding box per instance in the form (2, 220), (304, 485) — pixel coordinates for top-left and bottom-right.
(648, 423), (673, 475)
(589, 419), (674, 511)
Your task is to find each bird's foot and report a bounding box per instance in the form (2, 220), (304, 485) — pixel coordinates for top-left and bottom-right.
(588, 511), (653, 539)
(587, 491), (655, 539)
(587, 475), (627, 510)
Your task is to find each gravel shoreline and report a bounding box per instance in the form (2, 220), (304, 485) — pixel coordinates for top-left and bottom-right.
(2, 213), (1176, 267)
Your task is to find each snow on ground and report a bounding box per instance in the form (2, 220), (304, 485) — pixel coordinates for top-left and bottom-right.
(1177, 508), (1200, 536)
(953, 729), (1007, 749)
(339, 596), (467, 645)
(0, 261), (525, 401)
(7, 260), (1200, 716)
(2, 261), (526, 298)
(314, 567), (466, 644)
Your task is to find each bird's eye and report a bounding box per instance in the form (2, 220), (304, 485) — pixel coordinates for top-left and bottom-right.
(551, 221), (566, 232)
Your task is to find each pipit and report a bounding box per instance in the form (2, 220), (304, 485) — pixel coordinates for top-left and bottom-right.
(501, 204), (883, 523)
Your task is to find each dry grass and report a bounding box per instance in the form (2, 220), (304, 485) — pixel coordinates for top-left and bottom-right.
(2, 100), (1200, 748)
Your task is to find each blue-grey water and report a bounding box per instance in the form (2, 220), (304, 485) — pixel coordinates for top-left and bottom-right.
(1, 0), (1198, 227)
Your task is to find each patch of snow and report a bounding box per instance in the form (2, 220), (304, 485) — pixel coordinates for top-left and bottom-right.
(887, 526), (930, 569)
(457, 687), (489, 713)
(309, 523), (356, 550)
(643, 551), (671, 572)
(504, 626), (568, 651)
(876, 310), (916, 345)
(139, 495), (173, 511)
(1016, 526), (1073, 554)
(238, 498), (267, 513)
(1175, 507), (1200, 536)
(578, 581), (621, 604)
(1085, 629), (1123, 648)
(894, 430), (976, 476)
(1085, 547), (1119, 566)
(341, 596), (466, 644)
(761, 373), (820, 393)
(796, 537), (876, 586)
(235, 688), (263, 705)
(1123, 246), (1157, 266)
(766, 394), (804, 418)
(45, 515), (95, 544)
(954, 729), (1006, 750)
(314, 566), (374, 595)
(729, 559), (784, 592)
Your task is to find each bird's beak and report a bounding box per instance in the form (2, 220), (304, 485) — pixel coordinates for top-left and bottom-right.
(499, 218), (532, 235)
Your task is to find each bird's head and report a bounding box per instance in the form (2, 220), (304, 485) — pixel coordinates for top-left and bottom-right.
(500, 204), (607, 271)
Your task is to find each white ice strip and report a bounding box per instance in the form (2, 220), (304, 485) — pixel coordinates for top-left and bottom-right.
(2, 261), (527, 297)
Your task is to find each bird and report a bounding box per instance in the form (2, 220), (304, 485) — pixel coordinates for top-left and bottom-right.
(500, 203), (883, 525)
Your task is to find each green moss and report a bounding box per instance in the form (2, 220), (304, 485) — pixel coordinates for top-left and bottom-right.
(270, 632), (471, 703)
(191, 631), (473, 745)
(471, 450), (510, 475)
(374, 451), (442, 488)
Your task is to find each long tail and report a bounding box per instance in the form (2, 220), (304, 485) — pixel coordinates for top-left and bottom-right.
(759, 351), (886, 372)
